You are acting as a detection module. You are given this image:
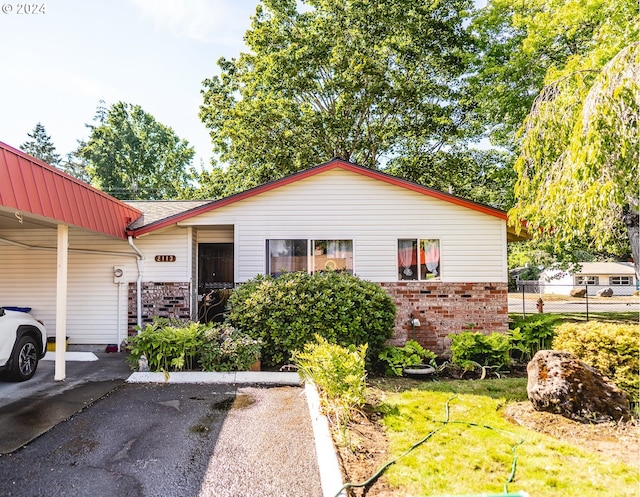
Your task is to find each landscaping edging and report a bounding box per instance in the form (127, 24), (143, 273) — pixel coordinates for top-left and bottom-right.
(127, 370), (301, 385)
(304, 382), (347, 497)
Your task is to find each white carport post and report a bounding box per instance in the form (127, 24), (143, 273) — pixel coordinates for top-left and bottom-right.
(54, 224), (68, 381)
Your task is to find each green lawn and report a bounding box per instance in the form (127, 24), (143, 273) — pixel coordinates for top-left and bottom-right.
(368, 378), (638, 497)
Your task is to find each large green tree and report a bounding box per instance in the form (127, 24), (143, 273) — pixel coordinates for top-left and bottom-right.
(21, 123), (61, 167)
(387, 148), (516, 210)
(509, 35), (639, 280)
(199, 0), (473, 196)
(469, 0), (636, 149)
(77, 102), (195, 200)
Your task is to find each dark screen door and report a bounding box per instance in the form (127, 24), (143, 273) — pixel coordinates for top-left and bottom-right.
(197, 243), (234, 323)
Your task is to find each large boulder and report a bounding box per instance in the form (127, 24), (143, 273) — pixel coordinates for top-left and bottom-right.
(527, 350), (631, 422)
(596, 287), (614, 297)
(570, 287), (587, 297)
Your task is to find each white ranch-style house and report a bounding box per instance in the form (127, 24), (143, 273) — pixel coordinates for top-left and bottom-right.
(1, 143), (521, 364)
(539, 262), (637, 296)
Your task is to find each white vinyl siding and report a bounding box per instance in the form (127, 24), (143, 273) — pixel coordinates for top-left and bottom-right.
(178, 169), (507, 283)
(134, 226), (191, 282)
(0, 228), (137, 344)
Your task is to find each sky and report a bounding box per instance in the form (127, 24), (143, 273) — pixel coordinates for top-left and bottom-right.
(0, 0), (261, 168)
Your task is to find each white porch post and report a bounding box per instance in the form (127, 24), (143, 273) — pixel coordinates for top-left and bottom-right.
(54, 224), (68, 381)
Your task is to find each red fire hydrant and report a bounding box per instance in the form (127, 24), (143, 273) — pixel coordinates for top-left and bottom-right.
(537, 298), (544, 313)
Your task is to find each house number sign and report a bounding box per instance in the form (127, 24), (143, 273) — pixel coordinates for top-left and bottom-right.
(155, 255), (176, 262)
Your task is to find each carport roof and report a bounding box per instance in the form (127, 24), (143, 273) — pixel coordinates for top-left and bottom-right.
(0, 141), (141, 239)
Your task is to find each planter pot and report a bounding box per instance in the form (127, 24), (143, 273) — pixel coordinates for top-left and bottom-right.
(403, 364), (435, 379)
(249, 360), (261, 372)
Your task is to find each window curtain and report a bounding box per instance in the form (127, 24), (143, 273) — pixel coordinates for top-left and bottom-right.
(422, 240), (440, 276)
(398, 239), (416, 276)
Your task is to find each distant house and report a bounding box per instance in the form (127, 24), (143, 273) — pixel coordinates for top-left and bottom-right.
(539, 262), (637, 296)
(1, 143), (524, 356)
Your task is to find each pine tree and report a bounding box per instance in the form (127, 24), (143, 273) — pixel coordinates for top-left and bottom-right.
(20, 123), (61, 167)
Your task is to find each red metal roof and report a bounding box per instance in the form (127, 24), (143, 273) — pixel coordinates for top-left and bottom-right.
(0, 141), (141, 239)
(129, 157), (508, 236)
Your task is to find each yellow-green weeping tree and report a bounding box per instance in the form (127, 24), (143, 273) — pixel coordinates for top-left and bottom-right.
(510, 41), (639, 281)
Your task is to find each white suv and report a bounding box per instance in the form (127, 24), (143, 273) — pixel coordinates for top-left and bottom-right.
(0, 307), (48, 381)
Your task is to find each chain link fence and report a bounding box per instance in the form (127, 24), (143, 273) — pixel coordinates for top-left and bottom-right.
(508, 281), (639, 318)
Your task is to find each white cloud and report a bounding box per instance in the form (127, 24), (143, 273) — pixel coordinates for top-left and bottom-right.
(130, 0), (255, 44)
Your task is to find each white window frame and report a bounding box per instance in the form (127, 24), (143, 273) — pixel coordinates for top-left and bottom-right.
(397, 238), (441, 281)
(266, 239), (354, 276)
(575, 275), (599, 285)
(266, 239), (308, 277)
(311, 240), (354, 274)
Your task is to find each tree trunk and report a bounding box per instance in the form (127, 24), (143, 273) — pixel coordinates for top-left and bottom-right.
(623, 209), (640, 284)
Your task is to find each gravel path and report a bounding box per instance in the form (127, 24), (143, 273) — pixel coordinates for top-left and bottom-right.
(198, 386), (322, 497)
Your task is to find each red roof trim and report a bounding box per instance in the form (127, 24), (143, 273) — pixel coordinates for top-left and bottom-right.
(0, 141), (142, 239)
(130, 158), (507, 237)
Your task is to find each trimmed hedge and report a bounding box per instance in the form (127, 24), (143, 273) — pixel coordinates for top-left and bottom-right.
(553, 321), (639, 398)
(227, 271), (396, 366)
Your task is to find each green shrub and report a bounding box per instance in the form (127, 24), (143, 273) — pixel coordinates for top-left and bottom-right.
(378, 340), (437, 376)
(198, 323), (261, 372)
(449, 331), (511, 371)
(293, 335), (367, 438)
(127, 318), (201, 371)
(127, 319), (261, 372)
(227, 271), (396, 366)
(553, 321), (639, 398)
(509, 314), (562, 361)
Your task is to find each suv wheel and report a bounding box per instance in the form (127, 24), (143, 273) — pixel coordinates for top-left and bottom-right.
(9, 336), (39, 381)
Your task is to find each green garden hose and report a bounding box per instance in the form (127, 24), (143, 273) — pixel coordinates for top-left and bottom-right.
(333, 395), (527, 497)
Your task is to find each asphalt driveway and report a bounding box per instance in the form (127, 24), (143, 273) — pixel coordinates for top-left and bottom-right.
(0, 353), (331, 497)
(0, 382), (322, 497)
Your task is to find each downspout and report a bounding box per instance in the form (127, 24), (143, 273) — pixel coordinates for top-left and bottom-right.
(128, 236), (145, 331)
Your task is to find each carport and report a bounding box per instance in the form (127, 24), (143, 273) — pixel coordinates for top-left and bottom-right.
(0, 141), (141, 380)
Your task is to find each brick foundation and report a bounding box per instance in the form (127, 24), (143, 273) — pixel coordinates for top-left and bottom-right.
(380, 282), (508, 356)
(128, 282), (191, 335)
(126, 280), (508, 355)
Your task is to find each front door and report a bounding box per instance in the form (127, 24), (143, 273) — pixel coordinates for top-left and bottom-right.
(197, 243), (234, 323)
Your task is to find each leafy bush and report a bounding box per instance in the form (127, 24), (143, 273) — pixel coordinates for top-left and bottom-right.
(199, 323), (261, 372)
(293, 335), (367, 439)
(127, 319), (201, 371)
(227, 271), (396, 366)
(553, 321), (639, 398)
(378, 340), (437, 376)
(449, 331), (511, 371)
(509, 314), (562, 361)
(127, 319), (261, 372)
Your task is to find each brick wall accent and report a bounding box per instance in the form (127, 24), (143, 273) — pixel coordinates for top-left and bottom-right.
(126, 280), (507, 354)
(128, 282), (191, 335)
(380, 282), (508, 356)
